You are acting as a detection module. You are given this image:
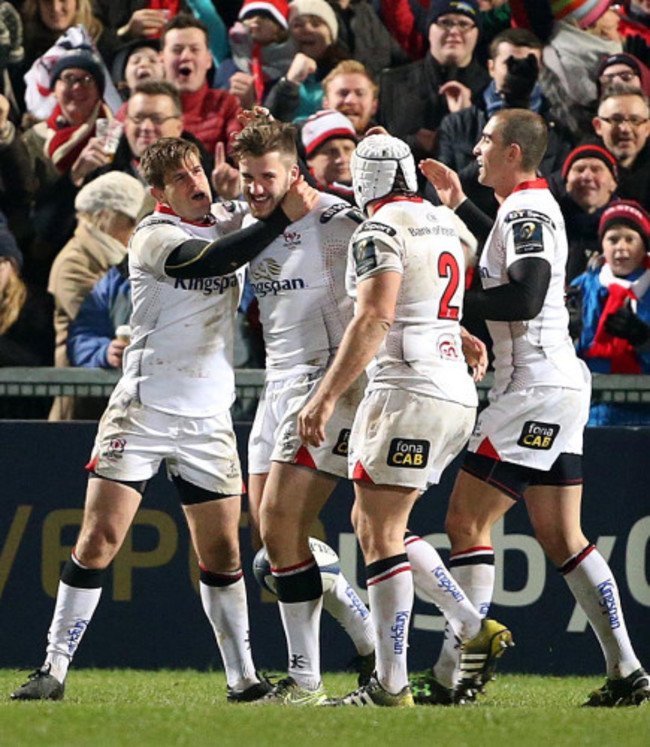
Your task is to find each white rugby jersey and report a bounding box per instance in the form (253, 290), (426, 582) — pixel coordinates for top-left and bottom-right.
(478, 179), (585, 393)
(248, 193), (362, 376)
(346, 196), (477, 407)
(122, 201), (247, 416)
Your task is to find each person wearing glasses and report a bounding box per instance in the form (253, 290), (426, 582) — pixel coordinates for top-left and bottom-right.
(592, 84), (650, 211)
(377, 0), (489, 163)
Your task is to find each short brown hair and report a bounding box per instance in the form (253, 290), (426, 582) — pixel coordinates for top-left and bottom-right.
(131, 80), (182, 114)
(598, 83), (650, 115)
(162, 12), (209, 46)
(322, 59), (378, 99)
(489, 27), (542, 60)
(140, 137), (201, 189)
(231, 114), (298, 164)
(493, 109), (548, 172)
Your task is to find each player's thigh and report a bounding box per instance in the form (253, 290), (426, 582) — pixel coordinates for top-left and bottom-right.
(445, 469), (515, 549)
(183, 494), (243, 571)
(524, 484), (587, 564)
(76, 477), (142, 565)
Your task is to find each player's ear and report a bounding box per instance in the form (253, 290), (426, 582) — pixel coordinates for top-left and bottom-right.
(289, 162), (300, 183)
(150, 185), (166, 205)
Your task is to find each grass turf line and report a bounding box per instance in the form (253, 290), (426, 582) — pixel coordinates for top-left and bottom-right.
(0, 670), (648, 747)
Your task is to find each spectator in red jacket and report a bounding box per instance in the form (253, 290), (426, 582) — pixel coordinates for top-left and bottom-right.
(161, 13), (242, 154)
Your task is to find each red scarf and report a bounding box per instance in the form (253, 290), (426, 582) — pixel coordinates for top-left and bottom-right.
(45, 101), (111, 174)
(250, 43), (265, 105)
(586, 284), (641, 373)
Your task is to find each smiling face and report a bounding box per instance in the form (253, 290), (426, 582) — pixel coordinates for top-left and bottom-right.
(239, 150), (298, 219)
(289, 14), (332, 60)
(54, 67), (101, 126)
(151, 152), (212, 221)
(38, 0), (76, 32)
(307, 138), (355, 187)
(594, 94), (650, 169)
(566, 157), (617, 213)
(124, 46), (164, 91)
(473, 117), (510, 189)
(242, 13), (285, 45)
(428, 13), (479, 67)
(323, 72), (377, 135)
(125, 93), (183, 158)
(602, 224), (647, 277)
(162, 27), (213, 93)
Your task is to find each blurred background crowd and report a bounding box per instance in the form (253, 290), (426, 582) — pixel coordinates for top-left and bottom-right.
(1, 0), (650, 425)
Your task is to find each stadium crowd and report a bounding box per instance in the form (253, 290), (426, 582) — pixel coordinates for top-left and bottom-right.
(1, 0), (650, 424)
(6, 0), (650, 711)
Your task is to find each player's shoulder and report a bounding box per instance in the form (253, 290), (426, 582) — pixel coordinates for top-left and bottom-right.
(500, 189), (559, 231)
(130, 211), (182, 245)
(315, 194), (365, 228)
(211, 199), (248, 221)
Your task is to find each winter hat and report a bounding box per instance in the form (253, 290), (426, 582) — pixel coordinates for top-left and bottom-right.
(598, 199), (650, 251)
(596, 52), (642, 81)
(50, 48), (106, 93)
(562, 143), (618, 180)
(302, 109), (356, 157)
(427, 0), (481, 29)
(289, 0), (339, 42)
(75, 172), (146, 221)
(239, 0), (290, 28)
(550, 0), (612, 30)
(0, 223), (23, 270)
(111, 38), (161, 86)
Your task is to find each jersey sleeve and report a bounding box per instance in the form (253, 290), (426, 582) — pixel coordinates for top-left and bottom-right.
(129, 220), (194, 279)
(349, 220), (405, 283)
(502, 208), (556, 271)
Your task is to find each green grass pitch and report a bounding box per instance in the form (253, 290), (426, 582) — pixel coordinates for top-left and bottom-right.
(1, 670), (648, 747)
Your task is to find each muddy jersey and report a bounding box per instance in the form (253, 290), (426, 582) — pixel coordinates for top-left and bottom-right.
(122, 201), (247, 417)
(247, 194), (363, 378)
(479, 180), (585, 394)
(345, 197), (477, 407)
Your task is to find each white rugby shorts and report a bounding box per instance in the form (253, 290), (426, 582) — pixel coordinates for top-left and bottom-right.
(348, 388), (476, 490)
(248, 370), (364, 477)
(468, 374), (591, 471)
(88, 382), (242, 495)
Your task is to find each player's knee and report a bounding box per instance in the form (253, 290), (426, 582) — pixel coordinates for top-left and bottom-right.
(75, 529), (121, 567)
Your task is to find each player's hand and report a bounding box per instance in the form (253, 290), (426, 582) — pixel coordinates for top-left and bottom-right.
(286, 53), (317, 84)
(364, 125), (388, 137)
(280, 175), (320, 221)
(211, 141), (241, 199)
(70, 137), (110, 186)
(229, 71), (256, 110)
(106, 339), (128, 369)
(461, 327), (488, 382)
(438, 81), (472, 113)
(419, 159), (466, 210)
(604, 299), (650, 347)
(298, 393), (335, 447)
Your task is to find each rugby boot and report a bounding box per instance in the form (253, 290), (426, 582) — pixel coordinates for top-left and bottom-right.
(583, 668), (650, 707)
(459, 618), (514, 693)
(10, 665), (65, 701)
(323, 676), (414, 707)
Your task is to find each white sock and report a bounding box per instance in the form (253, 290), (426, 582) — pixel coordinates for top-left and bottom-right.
(278, 597), (323, 691)
(562, 546), (641, 679)
(367, 555), (412, 694)
(200, 577), (259, 691)
(45, 580), (102, 683)
(323, 572), (375, 657)
(405, 534), (482, 639)
(432, 547), (495, 689)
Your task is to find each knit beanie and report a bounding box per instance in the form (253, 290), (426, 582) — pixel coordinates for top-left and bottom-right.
(562, 143), (619, 181)
(302, 109), (356, 156)
(50, 48), (106, 93)
(239, 0), (290, 29)
(75, 172), (146, 221)
(550, 0), (612, 30)
(598, 199), (650, 251)
(427, 0), (481, 29)
(289, 0), (339, 41)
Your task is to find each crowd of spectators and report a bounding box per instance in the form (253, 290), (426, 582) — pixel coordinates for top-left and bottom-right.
(1, 0), (650, 425)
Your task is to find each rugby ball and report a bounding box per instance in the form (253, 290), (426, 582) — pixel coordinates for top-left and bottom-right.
(253, 537), (341, 595)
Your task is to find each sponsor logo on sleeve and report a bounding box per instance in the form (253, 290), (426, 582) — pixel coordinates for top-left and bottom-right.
(362, 221), (396, 237)
(517, 421), (560, 450)
(319, 203), (348, 223)
(332, 429), (351, 457)
(352, 237), (378, 276)
(504, 209), (555, 229)
(513, 220), (544, 254)
(387, 438), (430, 469)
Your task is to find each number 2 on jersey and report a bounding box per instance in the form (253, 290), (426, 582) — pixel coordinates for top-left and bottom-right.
(438, 252), (460, 320)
